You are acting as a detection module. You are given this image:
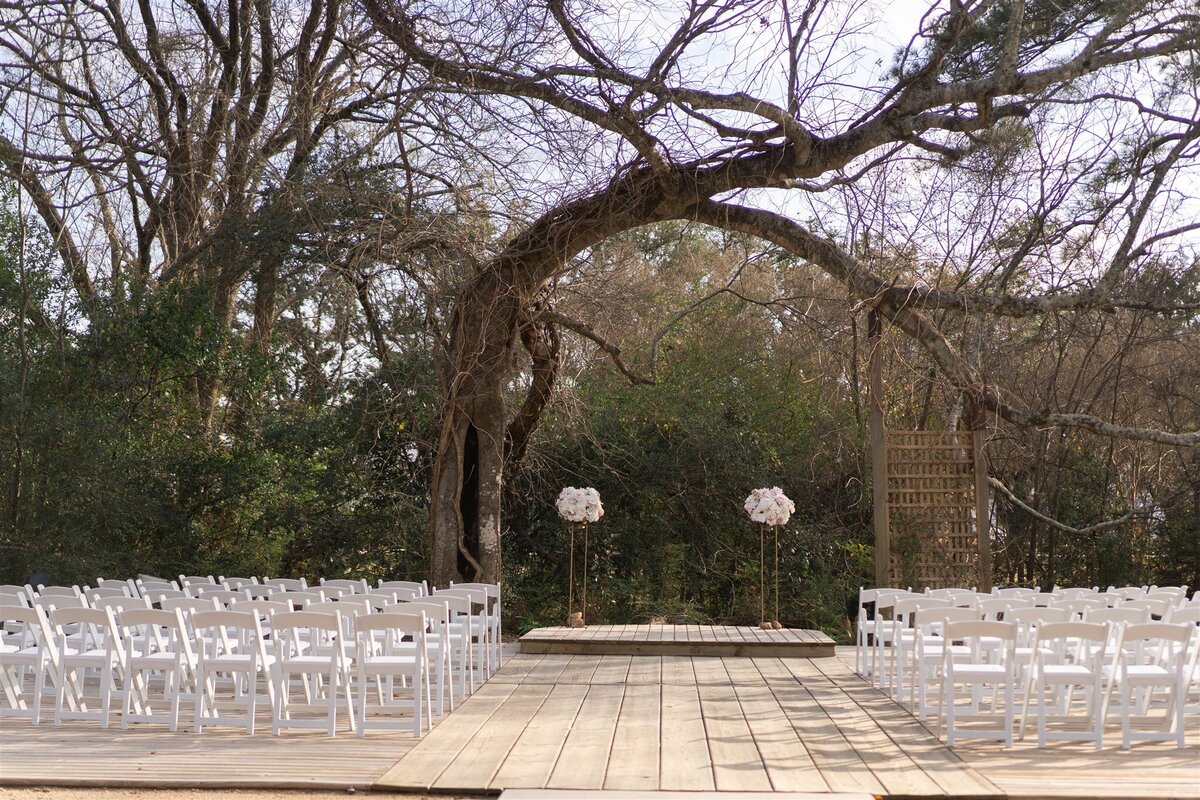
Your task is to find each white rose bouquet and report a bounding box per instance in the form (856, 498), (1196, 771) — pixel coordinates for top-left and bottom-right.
(556, 487), (604, 524)
(744, 487), (795, 527)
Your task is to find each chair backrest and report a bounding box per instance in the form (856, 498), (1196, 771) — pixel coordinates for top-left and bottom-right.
(85, 585), (133, 604)
(270, 611), (342, 660)
(0, 590), (29, 608)
(228, 598), (291, 617)
(944, 619), (1017, 642)
(892, 596), (951, 627)
(1028, 592), (1057, 606)
(241, 585), (278, 599)
(118, 607), (193, 660)
(136, 580), (180, 594)
(1147, 586), (1186, 600)
(36, 585), (81, 598)
(31, 593), (87, 611)
(1, 604), (55, 649)
(191, 609), (267, 661)
(1033, 621), (1109, 665)
(273, 590), (325, 609)
(363, 593), (403, 610)
(378, 579), (428, 596)
(977, 598), (1013, 619)
(91, 595), (153, 615)
(400, 599), (453, 629)
(993, 587), (1038, 598)
(328, 596), (373, 614)
(356, 610), (428, 656)
(1166, 605), (1200, 625)
(160, 597), (221, 615)
(372, 587), (420, 604)
(1115, 622), (1192, 676)
(435, 586), (488, 610)
(50, 606), (119, 652)
(315, 585), (350, 598)
(1054, 598), (1106, 618)
(262, 577), (307, 591)
(319, 578), (370, 594)
(179, 575), (218, 587)
(306, 599), (368, 617)
(449, 582), (500, 599)
(218, 577), (259, 590)
(1112, 586), (1147, 600)
(144, 589), (188, 604)
(1121, 598), (1171, 618)
(914, 605), (978, 634)
(1084, 606), (1149, 625)
(188, 588), (251, 606)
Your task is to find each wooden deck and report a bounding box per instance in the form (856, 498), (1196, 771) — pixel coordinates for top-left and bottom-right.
(519, 624), (836, 657)
(1, 645), (1196, 798)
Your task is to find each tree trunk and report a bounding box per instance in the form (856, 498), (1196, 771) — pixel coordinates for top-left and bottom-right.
(428, 271), (520, 587)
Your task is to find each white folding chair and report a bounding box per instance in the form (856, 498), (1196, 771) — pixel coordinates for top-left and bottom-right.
(118, 608), (198, 732)
(0, 605), (58, 724)
(940, 620), (1018, 746)
(435, 587), (491, 680)
(50, 607), (124, 728)
(269, 611), (356, 736)
(912, 606), (978, 718)
(192, 609), (273, 734)
(355, 610), (430, 737)
(1103, 622), (1191, 749)
(450, 582), (502, 673)
(887, 596), (952, 700)
(401, 599), (466, 714)
(1021, 621), (1109, 749)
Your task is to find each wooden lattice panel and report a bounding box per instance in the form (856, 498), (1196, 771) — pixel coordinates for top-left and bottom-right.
(885, 431), (979, 589)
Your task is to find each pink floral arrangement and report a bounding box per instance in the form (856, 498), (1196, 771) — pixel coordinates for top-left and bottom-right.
(556, 487), (604, 524)
(744, 487), (795, 527)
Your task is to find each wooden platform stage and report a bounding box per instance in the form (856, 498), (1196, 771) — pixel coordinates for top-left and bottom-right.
(1, 646), (1196, 798)
(519, 624), (836, 657)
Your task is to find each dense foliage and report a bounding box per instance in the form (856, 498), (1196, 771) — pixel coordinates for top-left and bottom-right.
(2, 197), (1196, 638)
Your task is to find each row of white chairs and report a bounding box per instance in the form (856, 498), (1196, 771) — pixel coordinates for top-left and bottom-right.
(0, 576), (501, 738)
(854, 586), (1199, 749)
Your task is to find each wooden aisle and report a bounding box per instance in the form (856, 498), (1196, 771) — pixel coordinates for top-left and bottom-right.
(375, 651), (1004, 798)
(375, 649), (1200, 800)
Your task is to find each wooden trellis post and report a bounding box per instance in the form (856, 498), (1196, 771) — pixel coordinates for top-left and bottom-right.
(868, 313), (992, 590)
(868, 311), (890, 590)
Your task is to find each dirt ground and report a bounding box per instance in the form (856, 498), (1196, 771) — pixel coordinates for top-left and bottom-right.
(0, 790), (460, 800)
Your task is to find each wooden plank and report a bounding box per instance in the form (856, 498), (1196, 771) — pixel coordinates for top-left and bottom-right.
(697, 679), (773, 791)
(590, 654), (631, 684)
(603, 683), (661, 790)
(432, 682), (555, 792)
(754, 657), (885, 796)
(489, 683), (589, 790)
(734, 680), (829, 793)
(782, 658), (947, 798)
(625, 655), (661, 685)
(545, 684), (624, 790)
(375, 680), (520, 790)
(658, 682), (715, 791)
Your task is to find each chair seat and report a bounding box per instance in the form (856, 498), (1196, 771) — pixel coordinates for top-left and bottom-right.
(1042, 664), (1095, 679)
(950, 663), (1006, 678)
